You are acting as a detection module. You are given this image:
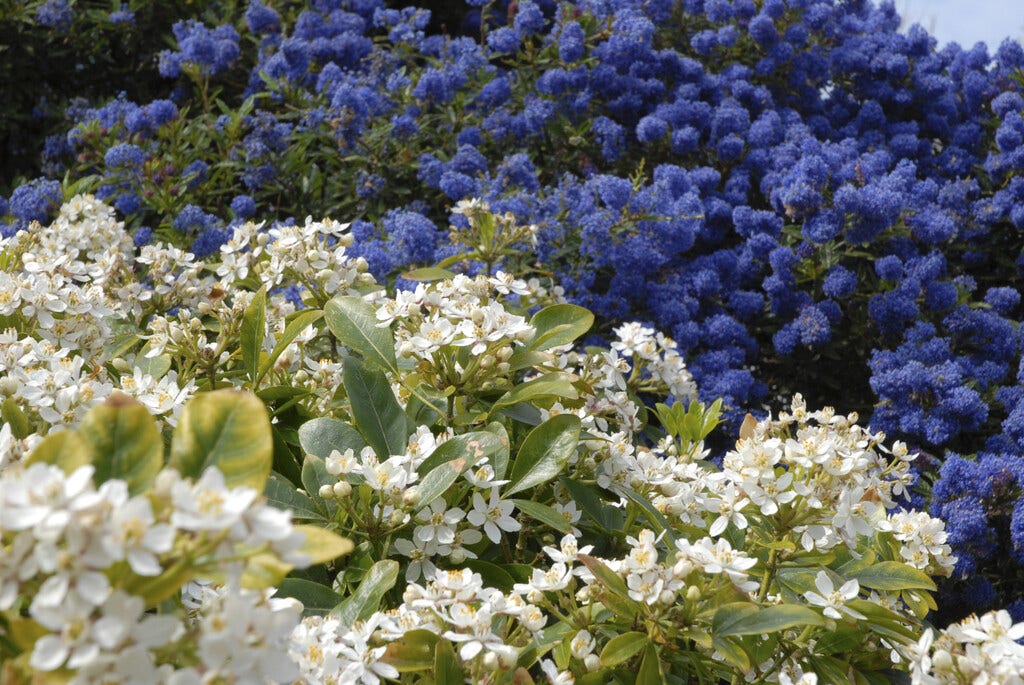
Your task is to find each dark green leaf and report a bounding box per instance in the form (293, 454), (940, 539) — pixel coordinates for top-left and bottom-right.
(505, 414), (581, 496)
(636, 644), (666, 685)
(325, 295), (396, 371)
(331, 560), (400, 625)
(298, 417), (366, 459)
(434, 638), (464, 685)
(264, 472), (323, 520)
(1, 397), (31, 439)
(277, 578), (342, 616)
(258, 309), (324, 384)
(851, 562), (936, 592)
(240, 285), (267, 383)
(599, 632), (647, 667)
(717, 604), (824, 636)
(510, 498), (571, 533)
(343, 357), (408, 459)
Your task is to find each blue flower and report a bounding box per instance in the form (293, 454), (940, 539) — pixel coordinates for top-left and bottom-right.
(9, 179), (62, 224)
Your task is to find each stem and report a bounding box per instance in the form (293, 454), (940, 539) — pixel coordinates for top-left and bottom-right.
(757, 547), (779, 604)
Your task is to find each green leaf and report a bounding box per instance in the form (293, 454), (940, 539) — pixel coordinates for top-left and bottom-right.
(711, 636), (751, 673)
(505, 414), (581, 496)
(617, 486), (678, 545)
(301, 455), (339, 518)
(325, 295), (396, 371)
(264, 472), (324, 520)
(417, 430), (506, 476)
(343, 357), (408, 459)
(135, 349), (171, 380)
(462, 559), (516, 592)
(331, 560), (399, 625)
(434, 638), (464, 685)
(490, 372), (579, 413)
(294, 524), (354, 565)
(382, 630), (438, 672)
(402, 267), (456, 282)
(636, 644), (666, 685)
(712, 603), (761, 635)
(78, 393), (163, 495)
(717, 604), (825, 636)
(24, 429), (92, 474)
(577, 554), (640, 619)
(258, 309), (324, 384)
(485, 421), (511, 480)
(527, 304), (594, 351)
(560, 477), (617, 532)
(599, 632), (647, 667)
(1, 397), (31, 439)
(510, 498), (571, 533)
(851, 562), (936, 592)
(240, 285), (267, 384)
(298, 417), (366, 459)
(417, 455), (475, 512)
(168, 389), (273, 490)
(277, 578), (343, 616)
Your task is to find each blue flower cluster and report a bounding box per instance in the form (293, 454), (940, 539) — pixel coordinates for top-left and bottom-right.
(3, 0), (1024, 620)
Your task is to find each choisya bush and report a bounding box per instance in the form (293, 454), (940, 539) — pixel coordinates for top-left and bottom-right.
(4, 0), (1024, 624)
(0, 196), (995, 683)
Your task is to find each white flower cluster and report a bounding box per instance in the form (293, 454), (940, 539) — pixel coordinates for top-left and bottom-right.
(909, 610), (1024, 684)
(379, 273), (536, 362)
(0, 461), (308, 680)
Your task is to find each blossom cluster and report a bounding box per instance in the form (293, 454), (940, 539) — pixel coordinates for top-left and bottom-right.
(291, 395), (955, 683)
(909, 610), (1024, 684)
(0, 461), (308, 681)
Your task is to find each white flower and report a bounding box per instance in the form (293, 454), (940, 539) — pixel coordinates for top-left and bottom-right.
(415, 499), (464, 546)
(540, 658), (575, 685)
(171, 467), (257, 532)
(467, 488), (521, 544)
(804, 571), (865, 620)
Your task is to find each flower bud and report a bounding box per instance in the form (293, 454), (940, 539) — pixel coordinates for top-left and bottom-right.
(389, 509), (408, 527)
(482, 652), (499, 670)
(496, 362), (510, 375)
(333, 481), (352, 498)
(110, 357), (130, 372)
(932, 649), (953, 672)
(0, 377), (20, 396)
(685, 585), (700, 602)
(319, 484), (335, 499)
(402, 487), (421, 508)
(584, 654), (600, 672)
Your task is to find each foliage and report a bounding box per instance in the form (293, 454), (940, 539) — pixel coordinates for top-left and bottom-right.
(0, 197), (984, 683)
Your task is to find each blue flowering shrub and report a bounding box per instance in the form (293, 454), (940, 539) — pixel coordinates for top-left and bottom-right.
(3, 0), (1024, 628)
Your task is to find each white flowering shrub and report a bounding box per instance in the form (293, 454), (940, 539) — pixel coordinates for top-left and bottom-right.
(0, 197), (1002, 684)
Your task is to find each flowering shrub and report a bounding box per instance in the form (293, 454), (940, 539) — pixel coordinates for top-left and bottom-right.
(0, 196), (995, 682)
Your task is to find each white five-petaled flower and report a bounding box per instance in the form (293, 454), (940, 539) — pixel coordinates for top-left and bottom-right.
(170, 467), (258, 532)
(467, 488), (521, 544)
(804, 571), (865, 620)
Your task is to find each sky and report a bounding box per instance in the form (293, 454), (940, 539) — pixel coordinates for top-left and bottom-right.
(896, 0), (1024, 51)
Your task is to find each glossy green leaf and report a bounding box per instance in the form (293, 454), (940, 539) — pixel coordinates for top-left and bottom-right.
(298, 417), (366, 459)
(78, 393), (163, 495)
(332, 559), (400, 625)
(1, 396), (31, 439)
(712, 603), (761, 635)
(240, 285), (267, 383)
(343, 357), (408, 459)
(434, 638), (464, 685)
(527, 304), (594, 351)
(578, 554), (640, 618)
(382, 629), (438, 672)
(277, 578), (343, 616)
(636, 644), (666, 685)
(711, 636), (751, 673)
(599, 631), (647, 667)
(258, 309), (324, 384)
(168, 389), (273, 490)
(717, 604), (824, 636)
(485, 421), (510, 480)
(463, 559), (516, 592)
(505, 414), (581, 496)
(618, 486), (678, 545)
(264, 472), (323, 520)
(416, 455), (474, 512)
(24, 429), (92, 474)
(294, 524), (354, 564)
(135, 349), (171, 381)
(402, 267), (457, 282)
(510, 498), (571, 533)
(301, 454), (339, 518)
(490, 372), (579, 412)
(851, 562), (936, 592)
(325, 295), (396, 371)
(417, 430), (506, 476)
